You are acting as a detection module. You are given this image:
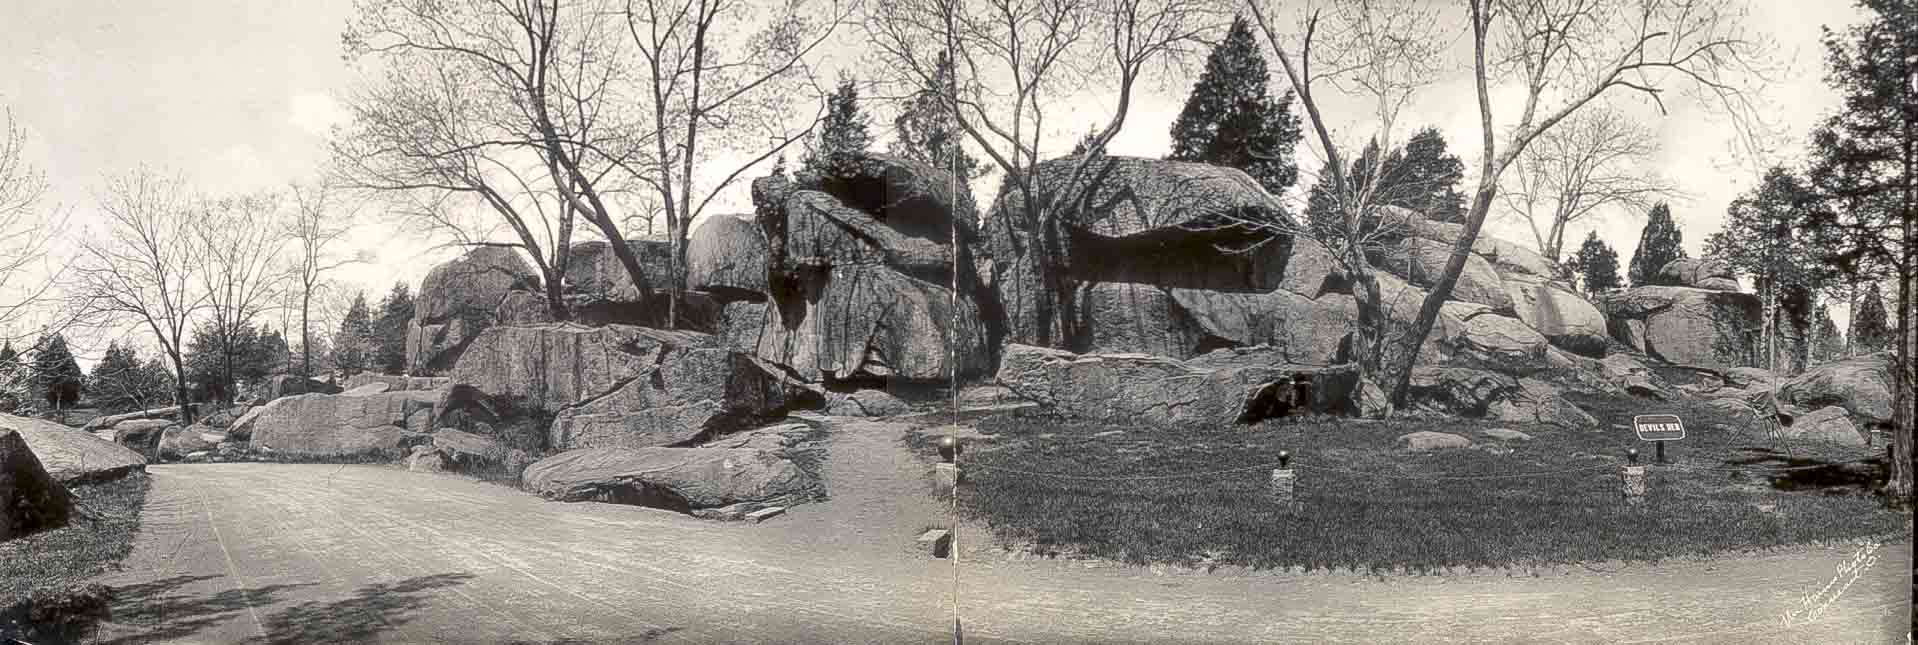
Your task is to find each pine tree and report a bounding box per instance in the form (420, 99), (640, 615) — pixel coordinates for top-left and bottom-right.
(802, 76), (871, 179)
(1814, 307), (1845, 364)
(1070, 125), (1107, 157)
(1381, 128), (1467, 223)
(1705, 167), (1824, 372)
(333, 291), (375, 377)
(1572, 231), (1622, 295)
(31, 334), (83, 414)
(1853, 282), (1891, 353)
(1628, 202), (1687, 287)
(0, 342), (18, 413)
(892, 49), (985, 199)
(1304, 138), (1387, 240)
(90, 342), (146, 413)
(1165, 16), (1304, 197)
(372, 282), (415, 375)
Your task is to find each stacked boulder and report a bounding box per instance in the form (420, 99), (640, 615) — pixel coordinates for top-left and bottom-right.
(716, 154), (991, 392)
(407, 246), (549, 375)
(1599, 257), (1761, 370)
(1, 427), (73, 541)
(564, 237), (723, 330)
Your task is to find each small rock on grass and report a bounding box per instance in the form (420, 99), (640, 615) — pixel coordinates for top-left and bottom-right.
(1396, 431), (1471, 452)
(1480, 428), (1533, 442)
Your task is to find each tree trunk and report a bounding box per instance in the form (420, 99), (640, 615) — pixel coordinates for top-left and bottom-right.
(1889, 57), (1914, 505)
(170, 349), (194, 425)
(543, 269), (571, 322)
(301, 290), (312, 379)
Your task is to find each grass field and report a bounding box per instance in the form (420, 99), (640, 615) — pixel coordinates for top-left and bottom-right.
(910, 392), (1907, 573)
(1, 473), (149, 641)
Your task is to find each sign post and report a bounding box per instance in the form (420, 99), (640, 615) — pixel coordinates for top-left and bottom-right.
(1631, 414), (1685, 464)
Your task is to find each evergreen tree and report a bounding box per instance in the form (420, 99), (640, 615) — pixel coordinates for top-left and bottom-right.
(90, 342), (145, 413)
(1382, 128), (1467, 223)
(372, 282), (415, 375)
(802, 76), (871, 179)
(248, 326), (288, 383)
(31, 334), (83, 413)
(1853, 282), (1892, 353)
(1628, 202), (1687, 287)
(0, 342), (18, 413)
(892, 49), (985, 199)
(1165, 16), (1304, 197)
(1304, 138), (1387, 239)
(140, 358), (177, 408)
(1814, 307), (1845, 364)
(1572, 231), (1622, 295)
(1069, 125), (1107, 157)
(333, 291), (375, 377)
(1705, 167), (1826, 372)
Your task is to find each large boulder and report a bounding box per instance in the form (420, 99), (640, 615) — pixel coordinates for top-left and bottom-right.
(1779, 406), (1867, 446)
(687, 213), (771, 300)
(825, 389), (913, 417)
(82, 404), (201, 432)
(344, 373), (453, 392)
(1384, 206), (1555, 279)
(1404, 367), (1519, 417)
(1169, 288), (1354, 365)
(110, 420), (172, 458)
(744, 264), (988, 383)
(0, 428), (72, 541)
(1375, 237), (1514, 313)
(1487, 379), (1600, 430)
(1503, 276), (1610, 357)
(1074, 282), (1203, 358)
(1652, 258), (1740, 291)
(560, 238), (722, 332)
(1772, 353), (1895, 428)
(812, 153), (983, 247)
(786, 190), (954, 280)
(1, 414), (145, 484)
(995, 344), (1359, 426)
(260, 374), (343, 401)
(449, 324), (815, 451)
(987, 156), (1313, 347)
(409, 246), (545, 374)
(521, 446), (818, 511)
(157, 427), (222, 462)
(1600, 286), (1761, 369)
(230, 390), (439, 460)
(1598, 353), (1671, 400)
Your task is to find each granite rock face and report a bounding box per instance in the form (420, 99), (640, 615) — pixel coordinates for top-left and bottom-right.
(995, 344), (1359, 426)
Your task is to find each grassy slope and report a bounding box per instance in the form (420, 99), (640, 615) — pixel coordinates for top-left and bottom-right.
(1, 474), (150, 603)
(912, 393), (1906, 573)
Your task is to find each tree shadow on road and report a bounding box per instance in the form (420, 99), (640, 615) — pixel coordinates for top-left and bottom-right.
(245, 572), (477, 645)
(94, 574), (318, 645)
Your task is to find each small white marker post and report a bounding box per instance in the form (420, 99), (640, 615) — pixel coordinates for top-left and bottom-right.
(1270, 451), (1300, 513)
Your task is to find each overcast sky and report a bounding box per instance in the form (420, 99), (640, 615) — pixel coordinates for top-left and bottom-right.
(0, 0), (1873, 360)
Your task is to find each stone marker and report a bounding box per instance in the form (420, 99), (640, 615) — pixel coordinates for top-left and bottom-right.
(1269, 467), (1300, 512)
(918, 529), (952, 559)
(933, 463), (960, 497)
(1621, 465), (1647, 504)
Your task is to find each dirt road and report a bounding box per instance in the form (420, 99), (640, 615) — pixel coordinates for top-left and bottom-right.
(87, 419), (1909, 644)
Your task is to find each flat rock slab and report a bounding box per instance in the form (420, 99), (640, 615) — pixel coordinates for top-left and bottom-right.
(996, 344), (1359, 427)
(1, 413), (146, 485)
(521, 446), (816, 511)
(1397, 431), (1471, 452)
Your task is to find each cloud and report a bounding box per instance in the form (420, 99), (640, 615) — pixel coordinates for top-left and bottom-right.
(288, 92), (345, 138)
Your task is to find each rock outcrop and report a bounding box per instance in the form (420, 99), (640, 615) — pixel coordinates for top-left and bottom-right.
(521, 446), (819, 511)
(1600, 286), (1760, 369)
(1652, 258), (1740, 291)
(736, 265), (989, 383)
(344, 373), (452, 392)
(995, 344), (1359, 426)
(2, 413), (145, 484)
(448, 324), (815, 452)
(0, 428), (72, 541)
(1502, 275), (1609, 357)
(260, 374), (343, 400)
(686, 213), (771, 300)
(230, 390), (439, 460)
(407, 246), (546, 375)
(1770, 352), (1895, 429)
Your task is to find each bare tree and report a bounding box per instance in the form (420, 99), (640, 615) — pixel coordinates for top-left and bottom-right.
(72, 168), (207, 423)
(1500, 106), (1678, 262)
(286, 183), (359, 379)
(1245, 0), (1768, 404)
(626, 0), (852, 328)
(336, 0), (648, 322)
(0, 109), (75, 343)
(194, 191), (291, 403)
(866, 0), (1219, 347)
